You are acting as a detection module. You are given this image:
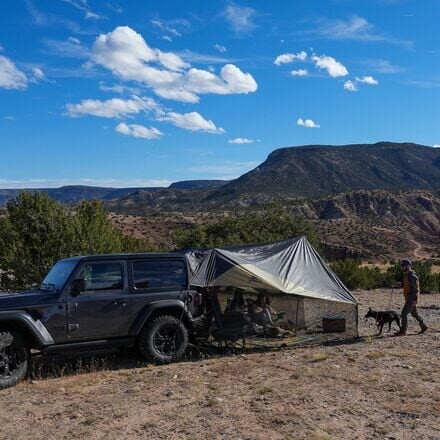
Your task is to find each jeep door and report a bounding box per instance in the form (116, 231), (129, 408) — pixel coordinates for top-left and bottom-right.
(66, 260), (134, 340)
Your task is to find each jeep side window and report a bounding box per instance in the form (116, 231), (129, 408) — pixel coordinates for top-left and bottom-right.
(78, 263), (123, 292)
(133, 260), (187, 290)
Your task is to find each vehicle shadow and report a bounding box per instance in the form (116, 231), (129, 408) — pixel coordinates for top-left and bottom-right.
(28, 345), (208, 381)
(28, 349), (149, 381)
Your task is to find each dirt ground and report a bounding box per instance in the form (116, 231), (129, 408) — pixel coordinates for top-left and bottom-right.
(0, 290), (439, 440)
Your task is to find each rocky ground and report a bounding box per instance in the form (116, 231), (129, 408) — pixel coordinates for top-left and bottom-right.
(0, 290), (439, 440)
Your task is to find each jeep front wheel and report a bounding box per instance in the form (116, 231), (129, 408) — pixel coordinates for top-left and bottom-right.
(0, 331), (29, 389)
(139, 315), (188, 364)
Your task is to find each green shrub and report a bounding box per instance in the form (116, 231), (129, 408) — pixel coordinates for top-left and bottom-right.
(0, 192), (153, 290)
(331, 259), (439, 292)
(172, 204), (320, 250)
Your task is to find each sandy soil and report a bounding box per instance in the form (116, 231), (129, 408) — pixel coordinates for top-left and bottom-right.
(0, 290), (439, 440)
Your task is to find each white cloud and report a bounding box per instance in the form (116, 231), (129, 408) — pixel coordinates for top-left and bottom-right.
(62, 0), (104, 21)
(184, 64), (257, 95)
(306, 16), (412, 47)
(98, 83), (125, 93)
(364, 59), (403, 74)
(44, 38), (90, 58)
(291, 68), (308, 77)
(297, 118), (320, 128)
(344, 75), (378, 92)
(355, 75), (378, 85)
(31, 67), (46, 81)
(228, 137), (255, 144)
(150, 18), (189, 40)
(214, 44), (227, 53)
(85, 11), (101, 20)
(0, 55), (28, 90)
(274, 51), (307, 66)
(344, 80), (358, 92)
(433, 144), (440, 148)
(223, 3), (257, 33)
(68, 36), (81, 44)
(314, 16), (381, 41)
(115, 122), (163, 139)
(160, 111), (225, 134)
(90, 26), (257, 103)
(312, 54), (348, 78)
(66, 96), (159, 118)
(179, 50), (236, 64)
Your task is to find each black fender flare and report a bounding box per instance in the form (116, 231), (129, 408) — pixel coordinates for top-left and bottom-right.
(0, 310), (54, 347)
(129, 300), (192, 337)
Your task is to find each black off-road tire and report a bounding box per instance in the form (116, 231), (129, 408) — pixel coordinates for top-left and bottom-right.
(138, 315), (188, 364)
(0, 331), (29, 390)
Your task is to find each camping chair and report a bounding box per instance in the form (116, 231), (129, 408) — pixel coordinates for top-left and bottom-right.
(208, 289), (251, 342)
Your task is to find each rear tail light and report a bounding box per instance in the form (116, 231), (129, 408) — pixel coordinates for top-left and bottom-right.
(193, 293), (202, 306)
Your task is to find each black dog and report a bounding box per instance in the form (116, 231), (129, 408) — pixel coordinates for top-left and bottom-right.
(364, 307), (401, 335)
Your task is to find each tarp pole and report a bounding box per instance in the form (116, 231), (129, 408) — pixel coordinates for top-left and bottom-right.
(295, 296), (300, 335)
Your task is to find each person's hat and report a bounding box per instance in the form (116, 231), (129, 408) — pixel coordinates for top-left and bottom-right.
(400, 259), (412, 267)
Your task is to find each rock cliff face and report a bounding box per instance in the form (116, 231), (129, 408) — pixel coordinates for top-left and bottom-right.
(205, 142), (440, 205)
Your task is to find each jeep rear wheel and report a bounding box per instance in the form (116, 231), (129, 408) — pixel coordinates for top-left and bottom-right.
(0, 331), (29, 389)
(139, 315), (188, 364)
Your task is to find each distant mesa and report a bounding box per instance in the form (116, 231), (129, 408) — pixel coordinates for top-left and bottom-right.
(1, 142), (439, 208)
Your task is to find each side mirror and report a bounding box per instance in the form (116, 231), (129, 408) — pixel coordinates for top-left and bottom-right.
(70, 278), (85, 297)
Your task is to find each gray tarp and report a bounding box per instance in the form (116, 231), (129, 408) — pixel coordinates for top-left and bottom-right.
(185, 236), (357, 305)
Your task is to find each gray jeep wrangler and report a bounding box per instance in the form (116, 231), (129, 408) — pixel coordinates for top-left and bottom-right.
(0, 253), (203, 389)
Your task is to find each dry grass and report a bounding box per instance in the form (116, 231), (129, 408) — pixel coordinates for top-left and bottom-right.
(0, 290), (439, 440)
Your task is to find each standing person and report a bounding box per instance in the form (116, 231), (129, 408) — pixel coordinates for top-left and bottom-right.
(395, 259), (428, 336)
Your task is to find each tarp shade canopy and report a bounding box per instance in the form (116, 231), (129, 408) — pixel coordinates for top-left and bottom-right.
(185, 237), (357, 305)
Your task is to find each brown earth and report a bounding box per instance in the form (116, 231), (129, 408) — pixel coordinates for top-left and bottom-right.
(0, 290), (439, 439)
(107, 190), (440, 260)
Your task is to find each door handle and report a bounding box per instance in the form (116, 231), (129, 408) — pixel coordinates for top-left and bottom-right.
(112, 299), (127, 307)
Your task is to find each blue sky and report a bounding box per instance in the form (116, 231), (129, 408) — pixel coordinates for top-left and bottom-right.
(0, 0), (439, 188)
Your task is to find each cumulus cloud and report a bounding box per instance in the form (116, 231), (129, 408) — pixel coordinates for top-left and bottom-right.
(90, 26), (257, 103)
(115, 122), (163, 139)
(222, 3), (257, 33)
(344, 80), (358, 92)
(274, 51), (307, 66)
(0, 55), (28, 90)
(433, 144), (440, 148)
(291, 68), (308, 77)
(228, 137), (255, 144)
(344, 75), (379, 92)
(66, 96), (159, 118)
(297, 118), (320, 128)
(160, 111), (225, 134)
(312, 54), (348, 78)
(355, 75), (378, 85)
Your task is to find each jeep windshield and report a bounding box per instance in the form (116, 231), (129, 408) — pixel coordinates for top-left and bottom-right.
(40, 260), (78, 293)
